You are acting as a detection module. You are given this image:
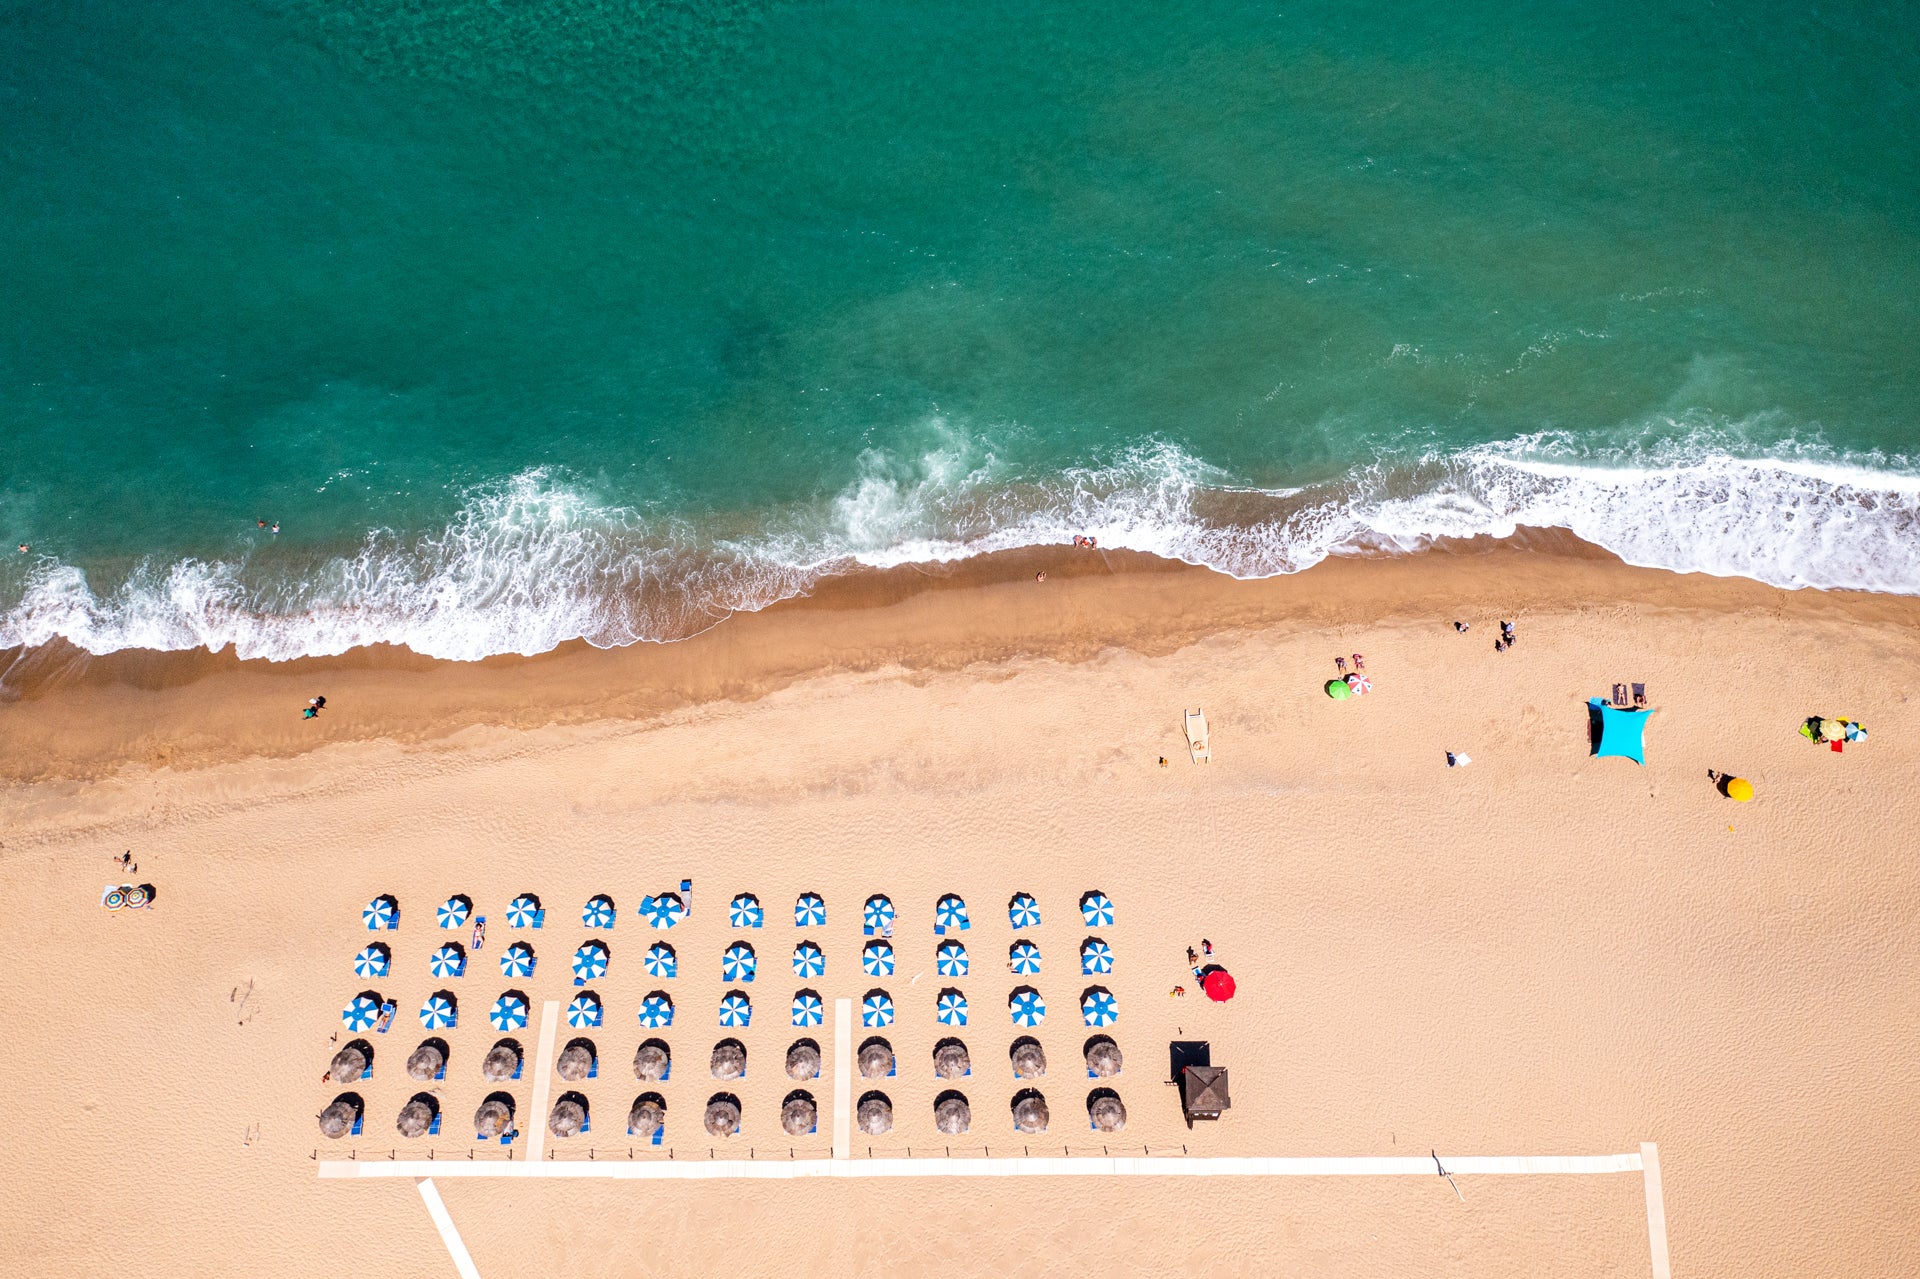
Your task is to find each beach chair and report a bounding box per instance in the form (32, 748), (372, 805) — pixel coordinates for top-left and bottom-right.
(1612, 683), (1630, 708)
(581, 1115), (591, 1135)
(428, 1113), (442, 1136)
(350, 1113), (363, 1137)
(1632, 683), (1648, 708)
(471, 917), (487, 951)
(1184, 709), (1211, 763)
(532, 909), (545, 929)
(511, 1058), (523, 1081)
(433, 1061), (446, 1081)
(375, 1002), (396, 1034)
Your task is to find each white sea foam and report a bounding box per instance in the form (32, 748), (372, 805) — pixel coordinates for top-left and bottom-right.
(4, 431), (1918, 661)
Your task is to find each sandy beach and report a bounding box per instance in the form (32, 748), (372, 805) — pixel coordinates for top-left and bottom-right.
(3, 544), (1918, 1277)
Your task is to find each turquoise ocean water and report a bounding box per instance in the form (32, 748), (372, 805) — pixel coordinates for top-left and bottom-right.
(3, 0), (1918, 659)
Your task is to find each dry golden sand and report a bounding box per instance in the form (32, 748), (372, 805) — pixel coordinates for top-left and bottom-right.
(2, 548), (1918, 1276)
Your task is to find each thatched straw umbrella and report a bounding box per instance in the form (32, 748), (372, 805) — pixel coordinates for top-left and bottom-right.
(406, 1042), (445, 1082)
(556, 1044), (594, 1082)
(786, 1040), (821, 1081)
(781, 1094), (817, 1136)
(934, 1095), (971, 1135)
(710, 1039), (746, 1080)
(1089, 1094), (1127, 1132)
(934, 1041), (970, 1081)
(858, 1040), (893, 1080)
(474, 1098), (513, 1139)
(548, 1096), (585, 1139)
(704, 1097), (741, 1138)
(481, 1043), (520, 1082)
(1011, 1039), (1047, 1079)
(1012, 1092), (1050, 1135)
(329, 1045), (367, 1084)
(396, 1098), (434, 1138)
(317, 1098), (359, 1140)
(857, 1093), (893, 1135)
(629, 1098), (665, 1138)
(1085, 1040), (1122, 1078)
(634, 1042), (669, 1082)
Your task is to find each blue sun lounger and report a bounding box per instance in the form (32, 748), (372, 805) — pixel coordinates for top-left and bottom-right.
(374, 1002), (396, 1034)
(427, 1113), (441, 1135)
(533, 909), (546, 929)
(350, 1113), (363, 1137)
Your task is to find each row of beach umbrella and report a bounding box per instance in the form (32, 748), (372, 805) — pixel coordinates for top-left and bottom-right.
(363, 891), (1115, 934)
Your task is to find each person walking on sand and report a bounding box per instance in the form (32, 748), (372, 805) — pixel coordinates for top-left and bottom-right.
(1500, 620), (1515, 648)
(1187, 946), (1199, 966)
(1202, 938), (1212, 956)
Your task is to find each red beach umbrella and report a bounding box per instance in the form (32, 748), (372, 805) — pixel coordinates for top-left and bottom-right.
(1201, 969), (1237, 1003)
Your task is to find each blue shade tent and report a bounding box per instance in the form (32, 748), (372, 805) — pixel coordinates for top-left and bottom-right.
(862, 990), (895, 1028)
(934, 894), (971, 934)
(1008, 893), (1042, 929)
(567, 992), (602, 1028)
(637, 993), (674, 1028)
(728, 894), (764, 928)
(794, 893), (826, 927)
(572, 942), (609, 985)
(791, 990), (824, 1027)
(505, 895), (540, 928)
(644, 943), (678, 978)
(717, 991), (752, 1028)
(1589, 699), (1649, 765)
(341, 994), (382, 1031)
(1080, 988), (1118, 1027)
(419, 993), (457, 1029)
(936, 990), (969, 1026)
(429, 944), (466, 978)
(862, 940), (895, 977)
(936, 941), (969, 977)
(862, 895), (895, 936)
(1080, 938), (1114, 975)
(1080, 892), (1114, 928)
(639, 893), (686, 929)
(352, 945), (390, 978)
(1009, 987), (1047, 1027)
(1010, 940), (1042, 975)
(722, 942), (758, 983)
(488, 993), (529, 1032)
(362, 896), (398, 931)
(581, 895), (616, 929)
(499, 942), (535, 978)
(792, 942), (825, 979)
(436, 896), (471, 929)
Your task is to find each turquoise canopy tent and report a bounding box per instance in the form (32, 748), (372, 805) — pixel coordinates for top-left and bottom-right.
(1589, 699), (1649, 765)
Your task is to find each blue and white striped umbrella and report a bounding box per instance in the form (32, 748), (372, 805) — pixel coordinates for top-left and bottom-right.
(935, 894), (971, 932)
(1080, 938), (1114, 975)
(639, 893), (685, 929)
(717, 991), (752, 1028)
(637, 993), (674, 1028)
(499, 942), (535, 978)
(567, 992), (602, 1028)
(722, 942), (757, 983)
(352, 945), (390, 978)
(1010, 940), (1043, 975)
(1080, 892), (1114, 928)
(1081, 988), (1119, 1027)
(794, 892), (826, 927)
(643, 942), (677, 978)
(419, 993), (457, 1029)
(862, 990), (895, 1028)
(572, 942), (608, 983)
(488, 993), (529, 1032)
(936, 990), (968, 1026)
(862, 895), (895, 935)
(581, 895), (616, 929)
(791, 990), (824, 1027)
(341, 994), (382, 1031)
(362, 897), (397, 931)
(791, 941), (825, 979)
(1009, 988), (1047, 1027)
(936, 940), (969, 977)
(861, 940), (895, 977)
(436, 896), (471, 929)
(429, 944), (466, 978)
(728, 894), (764, 928)
(1008, 893), (1041, 929)
(506, 895), (540, 928)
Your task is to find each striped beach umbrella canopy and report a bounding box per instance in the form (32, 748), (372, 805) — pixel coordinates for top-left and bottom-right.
(488, 993), (529, 1032)
(637, 992), (674, 1028)
(1080, 938), (1114, 975)
(639, 892), (685, 929)
(936, 990), (968, 1026)
(728, 893), (764, 928)
(352, 944), (390, 978)
(794, 892), (826, 927)
(1010, 940), (1043, 975)
(1008, 893), (1041, 929)
(362, 896), (398, 931)
(341, 994), (382, 1032)
(1079, 892), (1114, 928)
(791, 941), (825, 979)
(935, 894), (971, 932)
(567, 992), (602, 1029)
(862, 990), (895, 1028)
(717, 991), (752, 1028)
(499, 942), (535, 978)
(436, 895), (471, 929)
(429, 944), (466, 979)
(862, 940), (895, 977)
(419, 992), (457, 1030)
(1009, 987), (1046, 1027)
(936, 940), (969, 977)
(643, 942), (677, 978)
(506, 895), (540, 928)
(572, 941), (609, 984)
(791, 990), (824, 1027)
(1080, 988), (1119, 1027)
(581, 895), (616, 929)
(862, 895), (895, 936)
(722, 942), (757, 983)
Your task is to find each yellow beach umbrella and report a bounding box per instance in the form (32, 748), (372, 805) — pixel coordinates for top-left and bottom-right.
(1726, 777), (1754, 802)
